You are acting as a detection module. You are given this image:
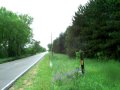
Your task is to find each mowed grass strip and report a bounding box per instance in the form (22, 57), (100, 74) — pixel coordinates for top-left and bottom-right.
(9, 53), (120, 90)
(10, 54), (52, 90)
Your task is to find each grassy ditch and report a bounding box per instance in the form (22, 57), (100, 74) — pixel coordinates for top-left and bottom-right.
(10, 53), (120, 90)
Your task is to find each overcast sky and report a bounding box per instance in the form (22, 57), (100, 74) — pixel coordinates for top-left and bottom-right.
(0, 0), (88, 49)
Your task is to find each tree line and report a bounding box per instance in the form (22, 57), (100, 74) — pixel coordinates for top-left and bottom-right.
(49, 0), (120, 60)
(0, 7), (46, 58)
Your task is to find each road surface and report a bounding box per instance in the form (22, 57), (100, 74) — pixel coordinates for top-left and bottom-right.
(0, 52), (47, 90)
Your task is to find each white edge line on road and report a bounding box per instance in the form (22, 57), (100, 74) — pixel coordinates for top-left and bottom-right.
(1, 52), (47, 90)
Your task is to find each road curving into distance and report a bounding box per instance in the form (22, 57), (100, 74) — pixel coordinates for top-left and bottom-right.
(0, 52), (48, 90)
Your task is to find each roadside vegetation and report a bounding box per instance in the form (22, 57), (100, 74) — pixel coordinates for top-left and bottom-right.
(48, 0), (120, 61)
(0, 54), (35, 64)
(47, 1), (120, 89)
(0, 7), (46, 63)
(10, 54), (52, 90)
(1, 0), (120, 89)
(10, 53), (120, 90)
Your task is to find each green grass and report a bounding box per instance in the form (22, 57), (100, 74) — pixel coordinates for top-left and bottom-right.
(0, 54), (34, 64)
(0, 57), (16, 64)
(10, 53), (120, 90)
(10, 54), (52, 90)
(52, 55), (120, 90)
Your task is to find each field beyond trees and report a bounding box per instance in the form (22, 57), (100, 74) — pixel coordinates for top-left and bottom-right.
(10, 53), (120, 90)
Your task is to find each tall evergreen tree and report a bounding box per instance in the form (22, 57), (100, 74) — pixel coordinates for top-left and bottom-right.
(64, 0), (120, 59)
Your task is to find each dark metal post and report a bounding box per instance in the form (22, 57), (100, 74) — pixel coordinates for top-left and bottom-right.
(80, 50), (84, 74)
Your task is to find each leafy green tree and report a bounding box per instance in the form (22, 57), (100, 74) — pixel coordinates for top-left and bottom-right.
(24, 39), (46, 55)
(47, 44), (52, 51)
(53, 33), (65, 54)
(0, 7), (33, 57)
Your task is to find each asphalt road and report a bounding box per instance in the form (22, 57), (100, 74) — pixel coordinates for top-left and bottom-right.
(0, 52), (47, 90)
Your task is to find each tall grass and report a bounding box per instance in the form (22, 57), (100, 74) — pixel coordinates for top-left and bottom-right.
(51, 54), (120, 90)
(10, 53), (120, 90)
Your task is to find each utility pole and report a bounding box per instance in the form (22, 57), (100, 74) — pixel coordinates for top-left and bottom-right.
(50, 33), (53, 68)
(51, 33), (53, 56)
